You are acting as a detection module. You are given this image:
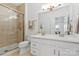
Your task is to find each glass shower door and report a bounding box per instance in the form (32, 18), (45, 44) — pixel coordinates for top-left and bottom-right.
(0, 5), (18, 48)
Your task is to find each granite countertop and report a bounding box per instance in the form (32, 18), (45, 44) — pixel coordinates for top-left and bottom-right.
(30, 34), (79, 43)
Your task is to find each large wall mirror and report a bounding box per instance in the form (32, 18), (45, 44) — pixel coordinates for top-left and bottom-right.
(37, 4), (74, 35)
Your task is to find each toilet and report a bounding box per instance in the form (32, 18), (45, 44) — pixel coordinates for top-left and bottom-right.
(19, 41), (30, 56)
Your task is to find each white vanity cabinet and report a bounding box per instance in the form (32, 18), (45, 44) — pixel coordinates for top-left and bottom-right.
(30, 38), (41, 56)
(38, 39), (79, 56)
(39, 44), (58, 56)
(31, 41), (40, 56)
(59, 48), (77, 56)
(30, 35), (79, 56)
(30, 38), (58, 56)
(58, 43), (79, 56)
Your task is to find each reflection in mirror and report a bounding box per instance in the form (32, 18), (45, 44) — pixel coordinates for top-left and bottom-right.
(55, 16), (68, 35)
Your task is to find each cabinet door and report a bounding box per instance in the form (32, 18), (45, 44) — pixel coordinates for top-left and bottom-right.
(39, 44), (57, 56)
(59, 48), (71, 56)
(59, 48), (79, 56)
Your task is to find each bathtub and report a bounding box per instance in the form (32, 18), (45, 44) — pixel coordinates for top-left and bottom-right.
(0, 43), (18, 55)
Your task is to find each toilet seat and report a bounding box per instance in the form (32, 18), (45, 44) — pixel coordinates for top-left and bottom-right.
(19, 41), (29, 48)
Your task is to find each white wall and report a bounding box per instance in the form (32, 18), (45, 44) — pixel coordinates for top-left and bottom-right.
(25, 3), (79, 40)
(27, 3), (45, 20)
(25, 3), (45, 40)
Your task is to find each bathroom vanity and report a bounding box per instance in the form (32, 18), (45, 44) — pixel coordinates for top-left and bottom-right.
(30, 34), (79, 56)
(29, 4), (79, 56)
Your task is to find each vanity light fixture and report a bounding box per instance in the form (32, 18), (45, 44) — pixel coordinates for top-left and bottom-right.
(41, 3), (62, 11)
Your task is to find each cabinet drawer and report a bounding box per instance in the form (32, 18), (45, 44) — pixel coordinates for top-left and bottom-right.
(31, 42), (39, 48)
(31, 48), (39, 56)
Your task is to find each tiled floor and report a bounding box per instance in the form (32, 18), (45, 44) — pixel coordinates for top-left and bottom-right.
(1, 48), (31, 56)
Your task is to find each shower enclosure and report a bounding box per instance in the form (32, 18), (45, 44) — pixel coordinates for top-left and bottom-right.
(0, 4), (24, 54)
